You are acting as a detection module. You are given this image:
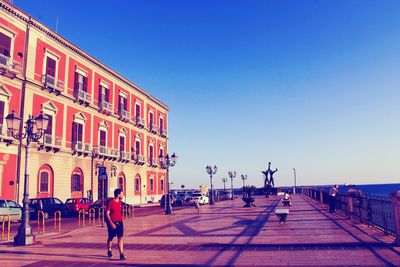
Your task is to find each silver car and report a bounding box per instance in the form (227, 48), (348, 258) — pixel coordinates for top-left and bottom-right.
(0, 199), (22, 222)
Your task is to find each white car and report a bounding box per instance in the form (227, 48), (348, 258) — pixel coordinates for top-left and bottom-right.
(0, 199), (22, 222)
(191, 193), (210, 205)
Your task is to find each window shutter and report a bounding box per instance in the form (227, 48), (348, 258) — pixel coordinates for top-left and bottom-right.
(83, 76), (88, 92)
(46, 57), (56, 77)
(45, 115), (53, 135)
(71, 122), (76, 143)
(74, 72), (79, 91)
(0, 101), (4, 123)
(0, 33), (11, 56)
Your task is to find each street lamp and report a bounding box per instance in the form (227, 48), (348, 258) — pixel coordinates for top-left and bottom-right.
(206, 165), (217, 205)
(293, 168), (297, 195)
(222, 177), (228, 191)
(6, 111), (49, 246)
(241, 174), (247, 188)
(228, 171), (236, 200)
(159, 153), (177, 214)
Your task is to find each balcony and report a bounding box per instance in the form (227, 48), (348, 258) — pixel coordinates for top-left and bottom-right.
(0, 124), (13, 145)
(119, 151), (130, 163)
(148, 123), (159, 134)
(42, 74), (64, 95)
(160, 128), (168, 138)
(74, 84), (91, 106)
(134, 117), (145, 128)
(93, 145), (108, 158)
(0, 54), (21, 78)
(132, 154), (146, 165)
(71, 141), (91, 156)
(39, 134), (62, 152)
(99, 100), (113, 115)
(118, 109), (131, 122)
(108, 148), (119, 160)
(148, 158), (158, 168)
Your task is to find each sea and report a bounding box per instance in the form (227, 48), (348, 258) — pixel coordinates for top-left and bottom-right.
(312, 183), (400, 197)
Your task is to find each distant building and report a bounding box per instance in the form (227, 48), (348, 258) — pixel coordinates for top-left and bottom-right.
(0, 0), (169, 204)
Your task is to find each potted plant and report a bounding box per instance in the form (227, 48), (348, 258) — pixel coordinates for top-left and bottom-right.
(242, 186), (256, 207)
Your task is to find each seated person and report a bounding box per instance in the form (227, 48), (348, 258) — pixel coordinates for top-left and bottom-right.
(282, 191), (292, 206)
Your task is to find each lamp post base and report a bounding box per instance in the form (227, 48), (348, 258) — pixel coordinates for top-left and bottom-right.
(165, 205), (173, 215)
(14, 225), (35, 246)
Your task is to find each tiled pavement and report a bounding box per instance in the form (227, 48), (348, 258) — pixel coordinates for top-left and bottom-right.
(0, 195), (399, 266)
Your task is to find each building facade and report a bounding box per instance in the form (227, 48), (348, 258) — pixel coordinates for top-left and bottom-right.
(0, 0), (169, 204)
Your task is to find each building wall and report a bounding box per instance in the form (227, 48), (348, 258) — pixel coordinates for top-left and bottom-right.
(0, 0), (169, 204)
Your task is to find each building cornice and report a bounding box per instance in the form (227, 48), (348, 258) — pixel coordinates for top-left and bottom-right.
(0, 0), (169, 111)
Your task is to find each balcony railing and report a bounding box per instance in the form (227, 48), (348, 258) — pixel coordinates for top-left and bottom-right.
(118, 109), (131, 122)
(42, 74), (64, 93)
(99, 100), (113, 114)
(148, 158), (158, 167)
(74, 85), (91, 104)
(134, 117), (145, 128)
(160, 128), (168, 137)
(0, 54), (21, 78)
(119, 151), (130, 162)
(148, 123), (159, 134)
(132, 154), (146, 165)
(42, 134), (62, 148)
(0, 124), (13, 144)
(71, 141), (90, 155)
(109, 148), (119, 159)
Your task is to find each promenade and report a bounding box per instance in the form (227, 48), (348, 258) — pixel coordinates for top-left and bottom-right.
(1, 195), (399, 266)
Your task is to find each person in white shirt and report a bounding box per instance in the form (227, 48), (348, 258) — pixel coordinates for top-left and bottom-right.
(329, 185), (339, 213)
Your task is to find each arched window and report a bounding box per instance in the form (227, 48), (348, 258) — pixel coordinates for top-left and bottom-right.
(118, 177), (124, 190)
(150, 177), (154, 192)
(71, 167), (84, 198)
(135, 177), (140, 192)
(160, 179), (164, 192)
(39, 171), (49, 193)
(72, 174), (81, 192)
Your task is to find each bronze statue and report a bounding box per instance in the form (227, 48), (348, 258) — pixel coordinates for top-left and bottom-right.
(261, 162), (278, 197)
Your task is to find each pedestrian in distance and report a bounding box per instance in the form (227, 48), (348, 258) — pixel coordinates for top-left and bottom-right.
(329, 184), (339, 213)
(106, 189), (126, 260)
(194, 199), (200, 213)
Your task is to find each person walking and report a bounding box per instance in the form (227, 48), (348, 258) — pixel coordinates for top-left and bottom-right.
(106, 189), (126, 260)
(194, 199), (200, 213)
(329, 185), (339, 213)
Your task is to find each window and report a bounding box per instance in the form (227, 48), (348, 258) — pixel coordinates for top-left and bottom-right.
(39, 172), (49, 193)
(160, 117), (164, 133)
(119, 136), (125, 152)
(0, 100), (4, 125)
(74, 71), (88, 92)
(135, 178), (140, 192)
(99, 85), (109, 104)
(118, 177), (124, 190)
(72, 174), (81, 192)
(118, 95), (127, 112)
(161, 179), (164, 191)
(149, 112), (154, 126)
(135, 103), (141, 118)
(72, 122), (83, 143)
(0, 32), (11, 57)
(149, 145), (153, 161)
(44, 115), (53, 135)
(135, 140), (140, 156)
(150, 178), (154, 191)
(65, 199), (75, 204)
(100, 130), (106, 147)
(159, 148), (164, 157)
(54, 199), (63, 205)
(46, 57), (56, 78)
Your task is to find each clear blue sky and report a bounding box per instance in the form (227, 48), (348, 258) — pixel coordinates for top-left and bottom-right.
(16, 0), (400, 188)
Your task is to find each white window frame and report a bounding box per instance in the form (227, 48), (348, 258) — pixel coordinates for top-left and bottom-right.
(135, 102), (142, 118)
(73, 112), (87, 143)
(0, 83), (12, 127)
(150, 176), (155, 192)
(71, 171), (82, 192)
(42, 49), (60, 82)
(118, 128), (127, 152)
(39, 170), (51, 194)
(41, 101), (58, 140)
(149, 110), (154, 125)
(0, 24), (16, 58)
(98, 121), (109, 147)
(160, 177), (165, 192)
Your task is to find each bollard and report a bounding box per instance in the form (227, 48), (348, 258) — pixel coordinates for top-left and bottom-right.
(390, 191), (400, 245)
(122, 205), (128, 218)
(54, 211), (61, 231)
(37, 211), (45, 234)
(88, 208), (96, 225)
(78, 209), (86, 227)
(1, 215), (11, 241)
(320, 190), (324, 204)
(98, 207), (104, 225)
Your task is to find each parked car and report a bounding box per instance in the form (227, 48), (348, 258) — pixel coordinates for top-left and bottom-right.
(29, 198), (69, 220)
(65, 198), (91, 214)
(160, 194), (176, 208)
(220, 190), (232, 201)
(175, 193), (191, 206)
(89, 198), (132, 216)
(191, 193), (210, 205)
(0, 199), (22, 222)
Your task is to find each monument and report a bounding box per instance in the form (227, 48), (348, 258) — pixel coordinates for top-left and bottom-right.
(261, 162), (278, 197)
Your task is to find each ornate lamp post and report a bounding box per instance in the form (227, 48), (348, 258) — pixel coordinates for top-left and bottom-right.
(228, 171), (236, 200)
(222, 177), (228, 191)
(241, 174), (247, 188)
(159, 153), (177, 215)
(6, 111), (49, 246)
(206, 165), (217, 205)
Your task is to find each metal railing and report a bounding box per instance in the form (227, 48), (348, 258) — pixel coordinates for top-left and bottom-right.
(120, 151), (130, 161)
(119, 109), (131, 121)
(148, 123), (159, 134)
(134, 117), (145, 127)
(0, 54), (21, 76)
(160, 128), (168, 137)
(99, 100), (113, 113)
(302, 187), (396, 236)
(109, 148), (119, 158)
(74, 87), (92, 103)
(43, 134), (62, 147)
(42, 74), (64, 92)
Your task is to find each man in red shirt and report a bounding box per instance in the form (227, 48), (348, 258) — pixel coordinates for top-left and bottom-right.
(106, 189), (126, 260)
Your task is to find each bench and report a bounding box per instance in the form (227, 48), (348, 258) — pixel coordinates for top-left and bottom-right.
(275, 208), (289, 223)
(282, 199), (291, 206)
